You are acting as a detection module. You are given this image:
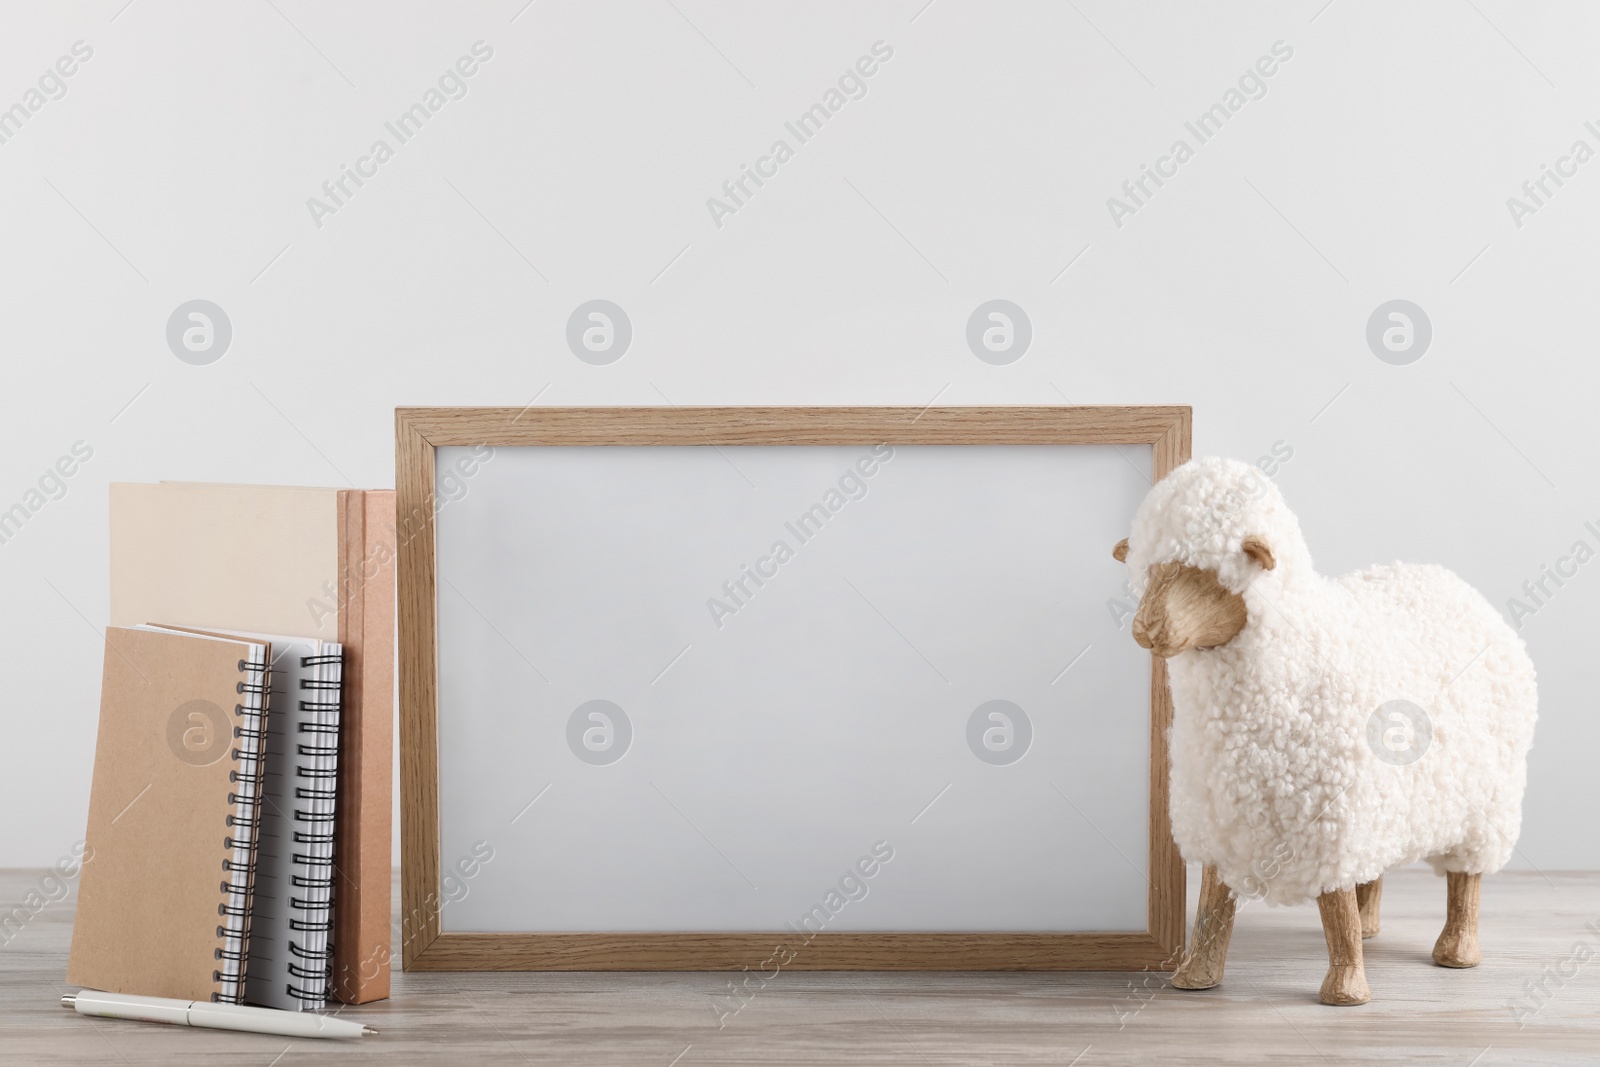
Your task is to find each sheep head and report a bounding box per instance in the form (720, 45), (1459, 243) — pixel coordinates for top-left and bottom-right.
(1112, 455), (1307, 658)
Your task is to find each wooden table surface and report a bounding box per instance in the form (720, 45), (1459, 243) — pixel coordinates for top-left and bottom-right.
(3, 866), (1596, 1065)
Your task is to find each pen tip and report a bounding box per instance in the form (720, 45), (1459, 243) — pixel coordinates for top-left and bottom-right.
(362, 1026), (378, 1036)
(60, 994), (76, 1008)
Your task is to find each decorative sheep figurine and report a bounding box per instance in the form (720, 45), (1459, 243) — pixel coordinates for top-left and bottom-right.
(1112, 457), (1537, 1006)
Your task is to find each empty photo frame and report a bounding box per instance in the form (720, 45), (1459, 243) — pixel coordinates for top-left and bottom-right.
(397, 406), (1189, 970)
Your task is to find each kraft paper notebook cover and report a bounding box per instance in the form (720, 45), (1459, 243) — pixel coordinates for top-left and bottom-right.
(68, 626), (271, 1002)
(109, 482), (395, 1003)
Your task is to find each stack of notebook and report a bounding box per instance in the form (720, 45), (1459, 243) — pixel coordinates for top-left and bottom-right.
(66, 484), (395, 1009)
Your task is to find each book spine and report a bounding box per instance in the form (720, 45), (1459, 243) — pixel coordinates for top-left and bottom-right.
(287, 650), (342, 1009)
(215, 651), (270, 1004)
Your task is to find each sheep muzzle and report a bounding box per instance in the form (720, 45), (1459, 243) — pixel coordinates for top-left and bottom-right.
(1131, 561), (1249, 658)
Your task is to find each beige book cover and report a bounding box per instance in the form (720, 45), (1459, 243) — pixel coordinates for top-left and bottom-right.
(68, 627), (269, 1001)
(109, 482), (395, 1003)
(110, 483), (340, 640)
(331, 490), (395, 1003)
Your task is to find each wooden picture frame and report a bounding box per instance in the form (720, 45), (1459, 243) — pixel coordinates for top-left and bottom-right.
(397, 405), (1191, 971)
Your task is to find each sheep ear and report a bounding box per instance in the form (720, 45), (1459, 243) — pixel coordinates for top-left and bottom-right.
(1112, 538), (1129, 563)
(1242, 535), (1276, 571)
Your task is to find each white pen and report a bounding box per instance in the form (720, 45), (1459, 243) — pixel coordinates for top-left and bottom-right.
(62, 990), (376, 1039)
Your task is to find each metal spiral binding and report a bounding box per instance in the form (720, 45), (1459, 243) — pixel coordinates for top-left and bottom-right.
(215, 651), (270, 1005)
(286, 941), (335, 992)
(286, 939), (333, 979)
(283, 648), (342, 1009)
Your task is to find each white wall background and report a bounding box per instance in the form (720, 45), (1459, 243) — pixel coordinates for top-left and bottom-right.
(1, 0), (1596, 871)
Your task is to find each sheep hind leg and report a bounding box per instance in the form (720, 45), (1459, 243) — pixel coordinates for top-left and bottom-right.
(1355, 876), (1381, 938)
(1432, 871), (1482, 968)
(1316, 888), (1371, 1005)
(1171, 865), (1236, 990)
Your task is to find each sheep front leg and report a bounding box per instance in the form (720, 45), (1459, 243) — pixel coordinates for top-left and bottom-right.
(1171, 865), (1236, 990)
(1432, 871), (1482, 968)
(1355, 876), (1381, 939)
(1316, 888), (1371, 1005)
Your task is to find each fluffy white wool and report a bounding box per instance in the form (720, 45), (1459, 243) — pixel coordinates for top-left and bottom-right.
(1124, 458), (1538, 906)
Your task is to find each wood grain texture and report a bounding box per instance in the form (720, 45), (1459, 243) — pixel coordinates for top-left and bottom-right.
(16, 868), (1600, 1065)
(1170, 865), (1236, 990)
(395, 405), (1191, 446)
(396, 413), (441, 971)
(396, 406), (1191, 971)
(1147, 411), (1189, 956)
(408, 933), (1177, 972)
(1315, 888), (1371, 1005)
(1356, 876), (1382, 939)
(1434, 871), (1482, 968)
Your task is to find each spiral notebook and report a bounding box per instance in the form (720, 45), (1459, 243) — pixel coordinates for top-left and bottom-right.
(68, 627), (272, 1003)
(157, 629), (345, 1011)
(252, 636), (343, 1011)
